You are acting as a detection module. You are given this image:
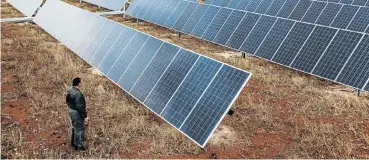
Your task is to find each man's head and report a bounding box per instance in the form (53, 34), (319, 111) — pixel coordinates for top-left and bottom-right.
(72, 77), (81, 87)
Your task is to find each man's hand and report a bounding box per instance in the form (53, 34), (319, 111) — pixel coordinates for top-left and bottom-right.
(85, 117), (89, 124)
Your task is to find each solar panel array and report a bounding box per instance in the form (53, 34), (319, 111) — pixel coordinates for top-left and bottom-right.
(34, 0), (252, 147)
(126, 0), (369, 92)
(6, 0), (42, 17)
(81, 0), (128, 11)
(204, 0), (369, 33)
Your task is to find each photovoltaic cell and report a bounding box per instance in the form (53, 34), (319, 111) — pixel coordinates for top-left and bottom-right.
(291, 26), (337, 72)
(347, 7), (369, 32)
(191, 6), (220, 38)
(245, 0), (262, 12)
(156, 0), (181, 25)
(202, 8), (232, 41)
(337, 35), (369, 89)
(240, 16), (277, 54)
(276, 0), (299, 18)
(255, 19), (294, 60)
(301, 1), (326, 23)
(272, 22), (314, 66)
(352, 0), (367, 5)
(130, 43), (179, 102)
(312, 31), (362, 80)
(181, 5), (209, 34)
(331, 5), (359, 29)
(149, 0), (172, 23)
(136, 0), (155, 18)
(219, 0), (231, 7)
(255, 0), (273, 14)
(98, 28), (136, 75)
(235, 0), (251, 10)
(266, 0), (286, 16)
(142, 0), (161, 20)
(144, 50), (199, 114)
(316, 3), (342, 26)
(107, 33), (149, 83)
(211, 0), (222, 6)
(288, 0), (312, 21)
(180, 65), (250, 146)
(119, 37), (163, 91)
(339, 0), (353, 4)
(226, 13), (260, 50)
(164, 0), (189, 28)
(173, 2), (198, 31)
(227, 0), (242, 8)
(89, 25), (125, 67)
(213, 10), (246, 45)
(161, 57), (222, 128)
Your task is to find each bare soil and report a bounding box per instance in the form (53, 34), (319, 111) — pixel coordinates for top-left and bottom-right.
(1, 0), (369, 158)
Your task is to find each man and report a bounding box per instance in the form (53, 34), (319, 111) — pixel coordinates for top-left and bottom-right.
(66, 77), (88, 150)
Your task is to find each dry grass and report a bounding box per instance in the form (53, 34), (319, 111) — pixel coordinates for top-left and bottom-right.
(1, 0), (369, 158)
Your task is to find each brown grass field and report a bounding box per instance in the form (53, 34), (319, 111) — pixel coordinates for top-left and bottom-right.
(1, 0), (369, 159)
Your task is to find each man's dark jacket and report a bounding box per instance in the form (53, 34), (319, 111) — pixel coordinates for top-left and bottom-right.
(66, 87), (87, 118)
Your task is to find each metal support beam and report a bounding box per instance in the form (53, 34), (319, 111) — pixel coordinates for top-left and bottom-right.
(1, 17), (33, 23)
(95, 11), (125, 16)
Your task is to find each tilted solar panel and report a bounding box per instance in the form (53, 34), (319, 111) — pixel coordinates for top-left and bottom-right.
(81, 0), (128, 11)
(34, 0), (252, 147)
(126, 0), (369, 92)
(6, 0), (42, 17)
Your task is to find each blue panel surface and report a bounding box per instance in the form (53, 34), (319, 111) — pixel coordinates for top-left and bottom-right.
(97, 28), (136, 75)
(81, 21), (116, 61)
(255, 0), (273, 14)
(347, 7), (369, 32)
(144, 50), (199, 114)
(255, 19), (294, 60)
(340, 0), (354, 4)
(289, 0), (312, 21)
(235, 0), (251, 10)
(161, 57), (222, 128)
(316, 3), (342, 26)
(149, 0), (172, 23)
(119, 37), (163, 91)
(365, 82), (369, 91)
(89, 25), (125, 67)
(226, 13), (260, 50)
(164, 1), (189, 28)
(202, 8), (232, 41)
(276, 0), (299, 18)
(301, 1), (326, 23)
(142, 0), (161, 21)
(107, 33), (149, 83)
(227, 0), (242, 8)
(191, 6), (220, 38)
(211, 0), (222, 6)
(352, 0), (367, 5)
(272, 22), (314, 66)
(74, 18), (107, 56)
(266, 0), (286, 16)
(240, 16), (277, 54)
(337, 35), (369, 89)
(331, 5), (359, 29)
(128, 0), (144, 17)
(219, 0), (231, 7)
(173, 2), (198, 31)
(181, 5), (209, 34)
(180, 65), (250, 146)
(291, 26), (337, 72)
(312, 31), (362, 80)
(130, 43), (179, 102)
(136, 0), (155, 18)
(156, 0), (181, 25)
(213, 10), (246, 45)
(245, 0), (262, 12)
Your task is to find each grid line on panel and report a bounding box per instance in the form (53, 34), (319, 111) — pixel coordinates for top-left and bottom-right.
(87, 23), (117, 63)
(78, 19), (108, 57)
(214, 10), (246, 45)
(162, 0), (183, 26)
(270, 22), (296, 60)
(310, 30), (339, 73)
(301, 1), (327, 24)
(363, 78), (369, 90)
(96, 30), (125, 69)
(166, 1), (191, 28)
(200, 7), (223, 38)
(181, 4), (210, 34)
(202, 8), (233, 41)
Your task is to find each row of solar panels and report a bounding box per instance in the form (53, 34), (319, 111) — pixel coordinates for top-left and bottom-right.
(204, 0), (369, 33)
(127, 0), (369, 92)
(81, 0), (128, 11)
(33, 0), (252, 147)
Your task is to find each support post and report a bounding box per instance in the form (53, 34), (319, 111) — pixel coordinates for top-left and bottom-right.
(136, 18), (139, 24)
(242, 52), (246, 58)
(357, 90), (360, 96)
(123, 5), (126, 18)
(178, 31), (182, 38)
(227, 109), (234, 116)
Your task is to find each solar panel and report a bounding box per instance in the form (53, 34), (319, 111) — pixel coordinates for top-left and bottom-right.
(330, 5), (359, 29)
(288, 0), (313, 21)
(180, 5), (209, 34)
(213, 10), (246, 45)
(227, 0), (242, 8)
(156, 0), (181, 25)
(255, 0), (274, 14)
(7, 0), (42, 17)
(301, 1), (327, 23)
(276, 0), (299, 18)
(34, 0), (252, 147)
(315, 3), (342, 26)
(245, 0), (263, 12)
(266, 0), (286, 16)
(316, 0), (367, 6)
(202, 8), (232, 41)
(81, 0), (128, 11)
(347, 7), (369, 32)
(172, 2), (198, 31)
(191, 6), (220, 38)
(164, 0), (190, 28)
